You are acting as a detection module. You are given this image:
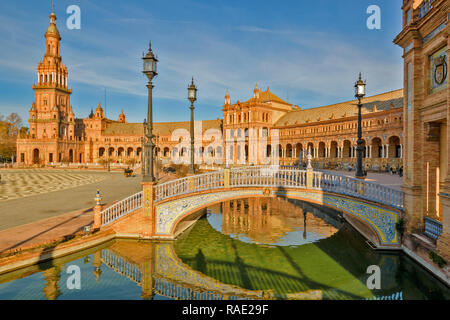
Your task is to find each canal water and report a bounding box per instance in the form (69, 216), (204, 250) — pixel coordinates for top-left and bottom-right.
(0, 197), (448, 300)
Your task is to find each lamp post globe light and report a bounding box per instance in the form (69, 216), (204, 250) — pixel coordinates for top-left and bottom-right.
(188, 77), (197, 174)
(355, 72), (366, 179)
(142, 41), (158, 182)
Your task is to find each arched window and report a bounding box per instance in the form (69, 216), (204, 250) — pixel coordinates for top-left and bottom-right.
(262, 127), (268, 137)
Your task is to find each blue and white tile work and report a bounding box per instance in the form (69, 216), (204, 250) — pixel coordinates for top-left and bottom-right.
(155, 190), (264, 235)
(272, 190), (399, 245)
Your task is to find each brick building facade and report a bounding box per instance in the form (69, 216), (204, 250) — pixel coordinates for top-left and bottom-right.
(394, 0), (449, 260)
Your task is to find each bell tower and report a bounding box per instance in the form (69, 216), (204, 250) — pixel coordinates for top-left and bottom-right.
(31, 3), (73, 141)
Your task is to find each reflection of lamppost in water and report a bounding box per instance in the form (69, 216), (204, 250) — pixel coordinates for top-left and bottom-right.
(303, 211), (307, 240)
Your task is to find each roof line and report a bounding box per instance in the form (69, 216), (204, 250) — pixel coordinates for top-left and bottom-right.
(298, 88), (403, 111)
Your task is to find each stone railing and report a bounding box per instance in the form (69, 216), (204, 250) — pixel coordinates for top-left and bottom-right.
(230, 167), (307, 188)
(424, 216), (443, 240)
(312, 171), (403, 210)
(101, 191), (143, 226)
(155, 170), (224, 202)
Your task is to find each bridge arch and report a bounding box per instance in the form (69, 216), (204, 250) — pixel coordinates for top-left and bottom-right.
(163, 188), (398, 247)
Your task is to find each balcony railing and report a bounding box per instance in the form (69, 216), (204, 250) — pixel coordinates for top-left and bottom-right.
(424, 216), (443, 240)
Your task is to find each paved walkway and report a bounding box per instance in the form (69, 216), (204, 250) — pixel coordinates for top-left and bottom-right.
(0, 169), (141, 232)
(0, 169), (176, 253)
(0, 207), (94, 253)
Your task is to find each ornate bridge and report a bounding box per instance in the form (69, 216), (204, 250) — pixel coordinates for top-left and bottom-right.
(96, 165), (403, 247)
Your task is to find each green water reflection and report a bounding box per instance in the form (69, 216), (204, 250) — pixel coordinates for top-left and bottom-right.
(0, 197), (448, 300)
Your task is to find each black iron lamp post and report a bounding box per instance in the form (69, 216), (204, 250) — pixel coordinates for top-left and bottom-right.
(188, 77), (197, 174)
(142, 42), (158, 182)
(355, 72), (366, 179)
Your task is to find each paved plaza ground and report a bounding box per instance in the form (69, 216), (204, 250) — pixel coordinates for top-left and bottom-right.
(0, 169), (142, 232)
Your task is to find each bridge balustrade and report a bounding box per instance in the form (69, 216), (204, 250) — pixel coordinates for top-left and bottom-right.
(313, 171), (403, 209)
(155, 170), (224, 202)
(230, 168), (307, 188)
(99, 167), (403, 227)
(101, 191), (143, 226)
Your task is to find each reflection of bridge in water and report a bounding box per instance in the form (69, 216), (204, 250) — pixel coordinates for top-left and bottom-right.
(99, 241), (402, 300)
(101, 249), (142, 285)
(100, 246), (257, 300)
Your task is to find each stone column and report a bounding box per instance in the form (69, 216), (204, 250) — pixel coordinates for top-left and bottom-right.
(224, 168), (230, 189)
(141, 181), (156, 237)
(369, 145), (372, 158)
(93, 190), (103, 231)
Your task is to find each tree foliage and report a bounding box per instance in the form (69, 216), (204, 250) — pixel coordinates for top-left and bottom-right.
(0, 113), (26, 161)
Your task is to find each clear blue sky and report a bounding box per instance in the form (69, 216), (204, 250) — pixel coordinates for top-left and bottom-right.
(0, 0), (403, 126)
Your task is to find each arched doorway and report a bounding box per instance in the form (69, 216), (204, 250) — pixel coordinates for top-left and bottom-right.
(69, 149), (73, 163)
(330, 141), (338, 158)
(388, 136), (401, 158)
(127, 147), (133, 157)
(286, 144), (293, 158)
(164, 147), (170, 157)
(343, 140), (351, 158)
(318, 142), (326, 158)
(33, 149), (40, 164)
(371, 138), (382, 158)
(266, 145), (272, 158)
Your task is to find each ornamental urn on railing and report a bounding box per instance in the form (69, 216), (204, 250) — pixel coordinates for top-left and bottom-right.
(94, 189), (102, 205)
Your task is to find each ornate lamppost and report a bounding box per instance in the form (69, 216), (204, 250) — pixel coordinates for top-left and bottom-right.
(142, 42), (158, 182)
(188, 77), (197, 174)
(355, 73), (366, 179)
